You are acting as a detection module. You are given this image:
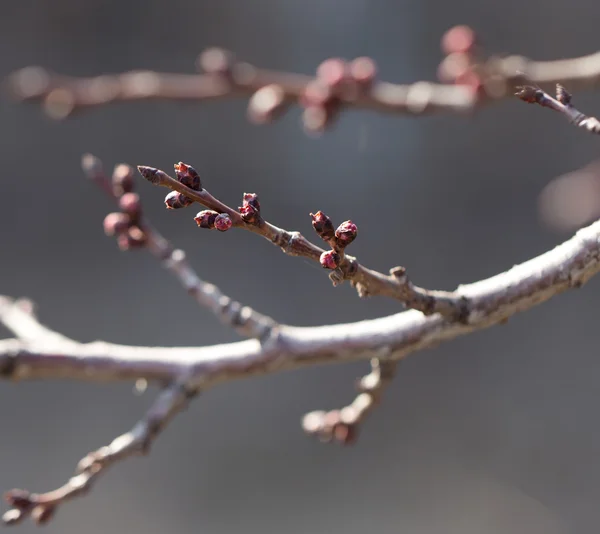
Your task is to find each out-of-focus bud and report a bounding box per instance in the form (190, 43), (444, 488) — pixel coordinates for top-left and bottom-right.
(441, 25), (477, 55)
(214, 213), (233, 232)
(32, 505), (55, 525)
(112, 164), (135, 196)
(174, 162), (202, 191)
(118, 192), (142, 221)
(335, 220), (357, 247)
(198, 48), (234, 78)
(247, 84), (287, 124)
(103, 212), (130, 236)
(349, 57), (377, 89)
(316, 58), (349, 91)
(310, 211), (335, 240)
(320, 250), (341, 270)
(164, 191), (193, 210)
(194, 210), (219, 229)
(4, 489), (32, 510)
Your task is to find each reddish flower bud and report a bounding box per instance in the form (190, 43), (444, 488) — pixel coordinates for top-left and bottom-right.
(4, 489), (32, 510)
(164, 191), (193, 209)
(214, 213), (233, 232)
(239, 192), (261, 223)
(137, 165), (167, 185)
(247, 84), (287, 124)
(349, 57), (377, 88)
(174, 162), (202, 191)
(117, 227), (146, 250)
(320, 250), (340, 270)
(310, 211), (335, 240)
(316, 58), (349, 91)
(112, 164), (135, 196)
(118, 192), (142, 220)
(198, 48), (234, 78)
(441, 25), (477, 55)
(103, 212), (130, 236)
(300, 81), (333, 108)
(194, 210), (219, 229)
(335, 220), (357, 247)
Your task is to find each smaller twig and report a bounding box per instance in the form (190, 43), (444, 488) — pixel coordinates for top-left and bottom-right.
(3, 380), (194, 525)
(302, 358), (398, 444)
(138, 164), (467, 318)
(82, 155), (277, 341)
(516, 83), (600, 134)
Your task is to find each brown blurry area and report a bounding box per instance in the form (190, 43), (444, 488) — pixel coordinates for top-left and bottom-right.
(1, 1), (600, 533)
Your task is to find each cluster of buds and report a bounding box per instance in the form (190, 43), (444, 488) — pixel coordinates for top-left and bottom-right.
(3, 489), (55, 525)
(310, 211), (358, 270)
(238, 192), (261, 224)
(103, 164), (147, 250)
(165, 162), (202, 209)
(300, 57), (377, 133)
(194, 210), (232, 232)
(437, 25), (483, 95)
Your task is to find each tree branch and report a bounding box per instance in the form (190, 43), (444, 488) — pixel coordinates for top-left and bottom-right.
(136, 162), (466, 318)
(80, 154), (278, 341)
(8, 37), (600, 124)
(3, 213), (600, 523)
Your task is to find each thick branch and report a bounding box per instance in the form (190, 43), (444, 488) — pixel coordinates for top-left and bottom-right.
(2, 217), (600, 387)
(3, 216), (600, 523)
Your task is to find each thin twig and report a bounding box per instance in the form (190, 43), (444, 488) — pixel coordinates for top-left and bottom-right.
(3, 380), (194, 525)
(516, 83), (600, 134)
(137, 163), (466, 318)
(302, 358), (398, 444)
(80, 154), (277, 341)
(8, 47), (600, 123)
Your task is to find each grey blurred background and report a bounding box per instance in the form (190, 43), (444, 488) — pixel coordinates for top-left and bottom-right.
(1, 1), (600, 533)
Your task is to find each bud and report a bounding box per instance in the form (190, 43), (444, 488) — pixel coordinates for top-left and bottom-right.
(320, 250), (340, 270)
(248, 84), (287, 124)
(165, 191), (193, 209)
(335, 220), (357, 247)
(137, 165), (167, 185)
(174, 162), (202, 191)
(198, 48), (234, 78)
(556, 84), (572, 105)
(316, 58), (349, 91)
(300, 81), (333, 108)
(103, 212), (130, 236)
(310, 211), (335, 240)
(4, 489), (32, 510)
(441, 25), (477, 55)
(239, 192), (261, 223)
(32, 505), (55, 525)
(112, 164), (135, 196)
(118, 192), (142, 222)
(117, 226), (146, 250)
(194, 210), (219, 229)
(349, 57), (377, 88)
(214, 213), (233, 232)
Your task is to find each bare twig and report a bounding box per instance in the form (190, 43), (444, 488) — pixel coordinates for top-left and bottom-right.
(3, 212), (600, 523)
(8, 41), (600, 125)
(516, 83), (600, 134)
(302, 358), (398, 444)
(137, 163), (466, 318)
(80, 154), (277, 341)
(3, 380), (193, 525)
